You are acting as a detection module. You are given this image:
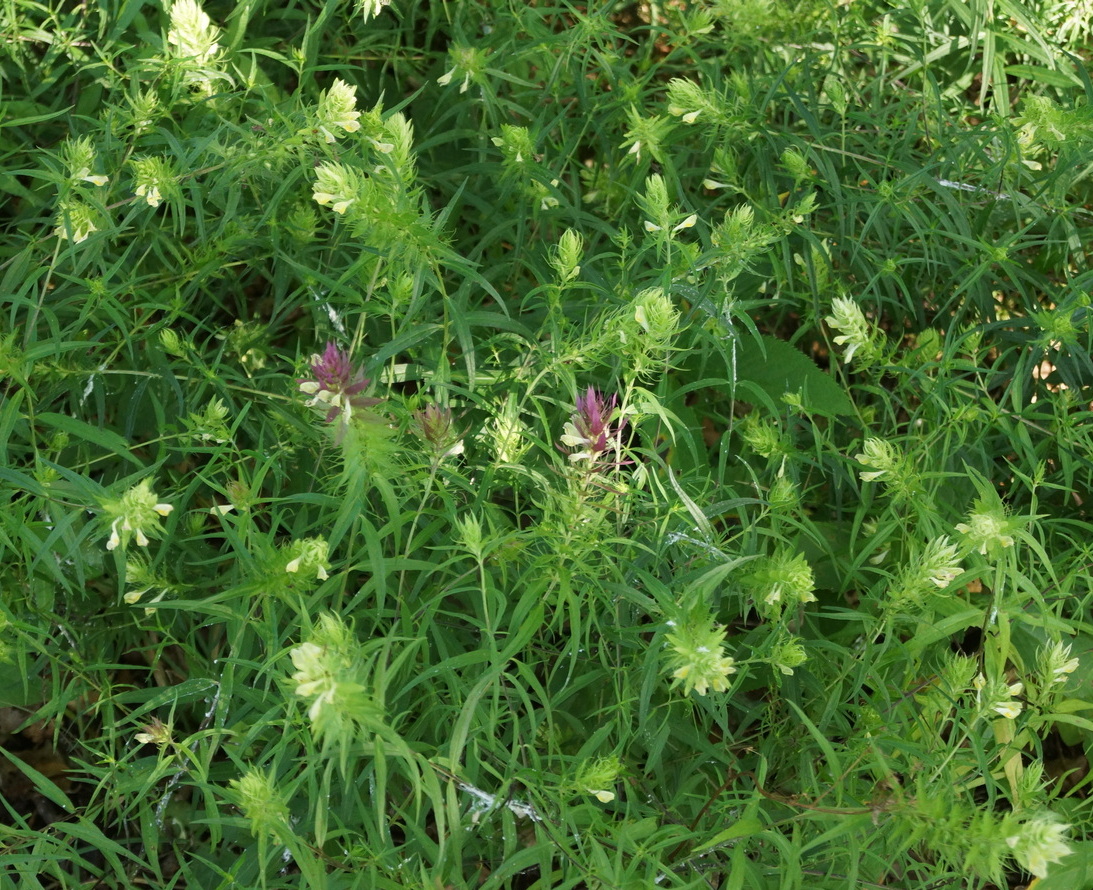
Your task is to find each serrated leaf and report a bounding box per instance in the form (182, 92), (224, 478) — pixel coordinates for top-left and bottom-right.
(735, 335), (854, 416)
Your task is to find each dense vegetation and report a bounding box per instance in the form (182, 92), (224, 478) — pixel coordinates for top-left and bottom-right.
(4, 0), (1093, 886)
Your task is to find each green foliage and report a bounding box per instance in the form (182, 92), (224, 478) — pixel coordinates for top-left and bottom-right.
(3, 0), (1093, 887)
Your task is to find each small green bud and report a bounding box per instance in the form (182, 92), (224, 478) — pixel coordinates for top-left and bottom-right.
(551, 228), (584, 283)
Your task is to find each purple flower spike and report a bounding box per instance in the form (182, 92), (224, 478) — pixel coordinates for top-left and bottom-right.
(298, 342), (380, 424)
(561, 387), (626, 464)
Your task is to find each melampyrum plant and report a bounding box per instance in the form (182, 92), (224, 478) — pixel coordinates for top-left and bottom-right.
(4, 0), (1093, 887)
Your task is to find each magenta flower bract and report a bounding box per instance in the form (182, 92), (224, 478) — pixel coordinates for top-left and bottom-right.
(298, 342), (380, 423)
(561, 387), (626, 464)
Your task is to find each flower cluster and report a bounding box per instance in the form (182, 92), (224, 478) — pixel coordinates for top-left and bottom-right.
(549, 229), (583, 284)
(131, 156), (178, 208)
(134, 716), (174, 749)
(854, 437), (921, 501)
(638, 173), (697, 234)
(743, 549), (816, 618)
(560, 387), (626, 466)
(769, 636), (808, 676)
(227, 768), (291, 842)
(573, 755), (622, 804)
(825, 296), (881, 366)
(622, 109), (674, 163)
(103, 479), (174, 551)
(413, 401), (464, 461)
(283, 536), (331, 581)
(311, 163), (362, 215)
(356, 0), (393, 24)
(1006, 813), (1072, 878)
(54, 200), (100, 243)
(609, 287), (681, 379)
(1038, 641), (1080, 686)
(62, 136), (109, 188)
(485, 395), (531, 464)
(887, 536), (963, 611)
(741, 415), (790, 460)
(315, 79), (361, 144)
(491, 124), (535, 167)
(298, 342), (380, 425)
(666, 77), (719, 125)
(955, 493), (1024, 560)
(854, 438), (902, 482)
(167, 0), (221, 65)
(437, 45), (488, 94)
(973, 672), (1024, 720)
(288, 613), (384, 743)
(665, 617), (738, 697)
(123, 557), (180, 607)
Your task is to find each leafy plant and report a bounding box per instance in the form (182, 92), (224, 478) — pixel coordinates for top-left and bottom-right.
(2, 0), (1093, 887)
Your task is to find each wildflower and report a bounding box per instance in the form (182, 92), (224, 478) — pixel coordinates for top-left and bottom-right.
(629, 286), (677, 356)
(316, 78), (361, 143)
(167, 0), (221, 65)
(974, 673), (1024, 720)
(770, 637), (807, 676)
(228, 768), (290, 841)
(666, 77), (716, 125)
(437, 45), (486, 93)
(767, 474), (800, 512)
(376, 111), (415, 175)
(1006, 813), (1072, 879)
(454, 514), (484, 561)
(825, 296), (879, 365)
(288, 613), (384, 741)
(184, 396), (231, 445)
(311, 162), (360, 215)
(665, 617), (737, 696)
(574, 756), (621, 804)
(743, 550), (816, 616)
(781, 147), (811, 183)
(123, 558), (177, 606)
(413, 402), (464, 459)
(284, 536), (331, 581)
(854, 438), (902, 482)
(638, 172), (670, 223)
(62, 135), (109, 187)
(550, 229), (583, 283)
(128, 88), (160, 133)
(131, 156), (178, 208)
(54, 200), (99, 243)
(290, 615), (358, 719)
(136, 184), (160, 207)
(622, 109), (673, 163)
(1038, 641), (1080, 685)
(298, 341), (381, 425)
(919, 536), (962, 588)
(356, 0), (393, 24)
(492, 124), (535, 167)
(290, 641), (337, 723)
(560, 387), (625, 465)
(102, 479), (174, 551)
(741, 416), (789, 459)
(955, 494), (1022, 559)
(485, 395), (531, 464)
(134, 717), (173, 748)
(644, 213), (698, 234)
